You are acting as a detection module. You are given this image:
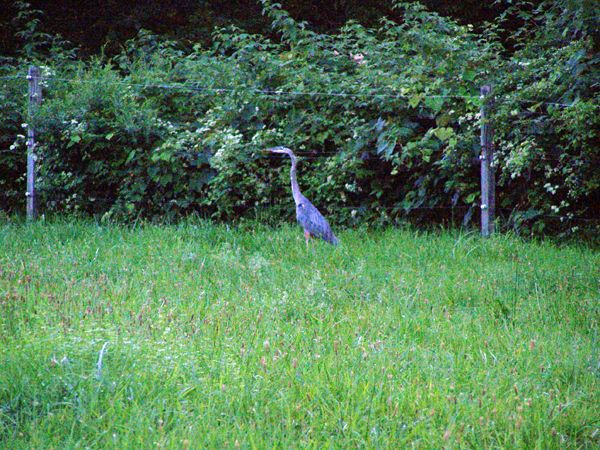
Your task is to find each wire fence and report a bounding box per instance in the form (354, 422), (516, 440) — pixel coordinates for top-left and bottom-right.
(2, 71), (599, 226)
(0, 74), (592, 108)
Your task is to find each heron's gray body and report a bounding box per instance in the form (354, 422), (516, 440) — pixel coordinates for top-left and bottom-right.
(267, 147), (339, 246)
(295, 192), (338, 245)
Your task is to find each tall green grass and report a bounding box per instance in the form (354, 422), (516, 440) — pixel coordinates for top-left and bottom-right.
(1, 220), (598, 448)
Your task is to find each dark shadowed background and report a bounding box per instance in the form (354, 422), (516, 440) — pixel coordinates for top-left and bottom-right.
(1, 0), (507, 56)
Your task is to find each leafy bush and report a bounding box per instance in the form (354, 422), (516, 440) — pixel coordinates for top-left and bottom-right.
(0, 72), (27, 213)
(0, 1), (597, 235)
(491, 1), (600, 234)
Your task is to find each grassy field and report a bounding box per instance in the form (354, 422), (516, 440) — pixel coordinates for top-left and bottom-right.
(0, 220), (598, 448)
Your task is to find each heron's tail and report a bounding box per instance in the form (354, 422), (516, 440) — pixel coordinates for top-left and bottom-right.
(325, 234), (339, 246)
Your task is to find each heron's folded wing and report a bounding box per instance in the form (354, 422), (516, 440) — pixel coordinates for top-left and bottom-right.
(298, 202), (336, 243)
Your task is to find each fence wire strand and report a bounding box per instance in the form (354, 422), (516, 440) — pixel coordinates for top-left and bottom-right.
(1, 74), (594, 108)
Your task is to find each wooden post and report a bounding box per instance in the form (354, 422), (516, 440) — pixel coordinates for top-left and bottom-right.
(480, 85), (494, 237)
(26, 66), (42, 221)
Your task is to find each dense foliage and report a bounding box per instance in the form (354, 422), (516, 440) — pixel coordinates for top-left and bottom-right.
(0, 1), (598, 234)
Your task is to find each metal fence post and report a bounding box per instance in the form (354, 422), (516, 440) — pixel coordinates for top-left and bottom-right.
(480, 85), (495, 237)
(26, 66), (42, 221)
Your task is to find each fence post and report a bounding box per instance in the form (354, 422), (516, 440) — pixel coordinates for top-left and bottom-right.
(480, 85), (494, 237)
(26, 66), (42, 221)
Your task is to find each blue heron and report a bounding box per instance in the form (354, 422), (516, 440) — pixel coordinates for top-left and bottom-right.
(266, 147), (339, 247)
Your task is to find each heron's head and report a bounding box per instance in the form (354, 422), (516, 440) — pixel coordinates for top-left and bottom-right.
(264, 147), (297, 163)
(264, 146), (293, 155)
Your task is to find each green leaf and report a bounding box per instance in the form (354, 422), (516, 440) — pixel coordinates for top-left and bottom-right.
(316, 131), (329, 144)
(67, 135), (81, 148)
(105, 132), (115, 140)
(465, 192), (477, 203)
(433, 127), (455, 142)
(376, 135), (398, 158)
(408, 94), (422, 109)
(126, 150), (137, 164)
(425, 96), (444, 113)
(462, 70), (476, 81)
(398, 127), (413, 138)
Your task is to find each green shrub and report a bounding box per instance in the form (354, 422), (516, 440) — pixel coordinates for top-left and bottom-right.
(0, 71), (27, 213)
(0, 1), (597, 235)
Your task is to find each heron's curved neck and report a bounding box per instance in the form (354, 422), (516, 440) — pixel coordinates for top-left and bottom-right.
(289, 155), (302, 204)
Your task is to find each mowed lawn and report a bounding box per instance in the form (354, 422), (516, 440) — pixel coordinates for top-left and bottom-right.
(0, 220), (598, 448)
